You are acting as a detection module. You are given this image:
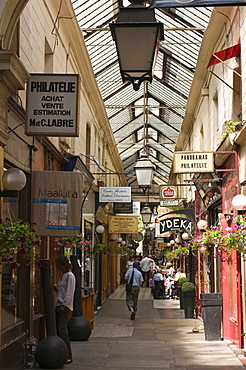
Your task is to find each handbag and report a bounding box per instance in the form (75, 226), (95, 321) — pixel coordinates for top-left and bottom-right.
(125, 269), (135, 293)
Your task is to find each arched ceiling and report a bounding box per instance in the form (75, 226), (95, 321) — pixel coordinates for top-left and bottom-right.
(71, 0), (212, 197)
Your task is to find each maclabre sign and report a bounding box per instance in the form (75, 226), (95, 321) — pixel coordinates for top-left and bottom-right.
(173, 151), (214, 173)
(26, 74), (79, 136)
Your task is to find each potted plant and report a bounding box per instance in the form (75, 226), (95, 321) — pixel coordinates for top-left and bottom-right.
(220, 119), (242, 142)
(178, 277), (189, 309)
(0, 218), (41, 269)
(182, 281), (196, 319)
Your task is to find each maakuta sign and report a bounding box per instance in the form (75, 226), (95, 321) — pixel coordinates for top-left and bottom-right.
(32, 171), (92, 236)
(26, 74), (79, 136)
(173, 151), (214, 173)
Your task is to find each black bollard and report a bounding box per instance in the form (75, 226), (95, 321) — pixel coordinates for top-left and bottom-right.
(67, 255), (92, 341)
(35, 259), (68, 369)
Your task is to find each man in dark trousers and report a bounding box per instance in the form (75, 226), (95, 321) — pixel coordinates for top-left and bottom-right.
(140, 254), (154, 287)
(124, 261), (144, 320)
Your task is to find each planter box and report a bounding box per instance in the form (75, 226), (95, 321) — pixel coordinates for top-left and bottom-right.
(200, 293), (222, 341)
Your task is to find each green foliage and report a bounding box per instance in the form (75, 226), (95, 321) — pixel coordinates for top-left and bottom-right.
(221, 120), (242, 141)
(178, 277), (189, 286)
(164, 246), (189, 261)
(93, 243), (130, 257)
(0, 218), (41, 269)
(182, 282), (195, 292)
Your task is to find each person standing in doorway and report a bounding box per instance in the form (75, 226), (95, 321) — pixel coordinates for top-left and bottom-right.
(124, 261), (144, 320)
(54, 255), (76, 364)
(140, 254), (154, 287)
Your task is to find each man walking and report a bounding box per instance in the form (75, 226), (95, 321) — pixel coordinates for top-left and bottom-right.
(124, 261), (144, 320)
(140, 254), (154, 287)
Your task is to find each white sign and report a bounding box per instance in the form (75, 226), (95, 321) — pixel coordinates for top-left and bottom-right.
(160, 200), (179, 207)
(26, 74), (79, 136)
(173, 151), (214, 173)
(99, 187), (131, 203)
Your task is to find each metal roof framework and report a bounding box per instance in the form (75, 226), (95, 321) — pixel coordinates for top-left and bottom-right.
(71, 0), (212, 195)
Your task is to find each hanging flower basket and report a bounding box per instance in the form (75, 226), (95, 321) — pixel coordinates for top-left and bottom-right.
(53, 236), (130, 258)
(54, 235), (91, 252)
(0, 218), (41, 269)
(164, 215), (246, 262)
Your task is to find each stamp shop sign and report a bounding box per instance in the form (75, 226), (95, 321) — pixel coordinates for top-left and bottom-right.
(26, 74), (79, 136)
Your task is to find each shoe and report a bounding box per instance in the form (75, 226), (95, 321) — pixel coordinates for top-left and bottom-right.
(65, 359), (73, 364)
(130, 311), (136, 320)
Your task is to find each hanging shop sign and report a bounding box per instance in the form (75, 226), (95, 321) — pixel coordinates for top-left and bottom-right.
(160, 217), (194, 234)
(152, 0), (246, 8)
(114, 202), (133, 214)
(160, 186), (178, 200)
(173, 151), (214, 173)
(109, 216), (138, 233)
(26, 74), (79, 136)
(160, 200), (179, 207)
(99, 187), (131, 203)
(32, 171), (92, 236)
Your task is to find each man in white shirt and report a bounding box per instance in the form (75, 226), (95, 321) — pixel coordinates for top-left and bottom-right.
(140, 254), (154, 287)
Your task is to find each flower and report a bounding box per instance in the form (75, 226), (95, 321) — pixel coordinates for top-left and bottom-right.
(0, 219), (41, 268)
(54, 235), (91, 252)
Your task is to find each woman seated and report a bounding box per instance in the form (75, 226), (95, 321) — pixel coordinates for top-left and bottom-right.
(152, 268), (165, 299)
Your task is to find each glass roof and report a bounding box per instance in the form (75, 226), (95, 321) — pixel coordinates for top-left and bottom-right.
(71, 0), (212, 193)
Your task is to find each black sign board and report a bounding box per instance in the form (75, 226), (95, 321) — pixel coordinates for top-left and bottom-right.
(114, 202), (133, 214)
(160, 217), (195, 234)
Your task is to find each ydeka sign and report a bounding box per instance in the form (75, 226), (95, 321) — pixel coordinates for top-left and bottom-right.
(26, 74), (79, 136)
(160, 217), (194, 234)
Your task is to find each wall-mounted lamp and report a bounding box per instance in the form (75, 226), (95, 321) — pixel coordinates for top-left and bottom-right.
(170, 240), (175, 245)
(232, 194), (246, 214)
(197, 220), (208, 230)
(117, 237), (123, 243)
(121, 240), (126, 246)
(0, 168), (27, 197)
(110, 234), (117, 241)
(175, 237), (181, 244)
(182, 232), (190, 241)
(96, 225), (105, 234)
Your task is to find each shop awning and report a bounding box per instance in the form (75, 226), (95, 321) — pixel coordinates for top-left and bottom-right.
(206, 42), (240, 68)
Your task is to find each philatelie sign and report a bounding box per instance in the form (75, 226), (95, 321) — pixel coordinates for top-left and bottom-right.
(26, 74), (79, 136)
(173, 151), (214, 173)
(99, 187), (131, 203)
